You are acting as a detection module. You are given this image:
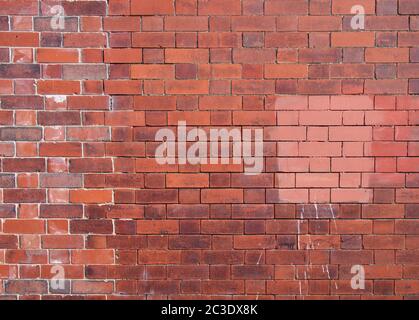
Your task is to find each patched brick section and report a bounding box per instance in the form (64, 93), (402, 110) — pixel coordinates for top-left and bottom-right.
(0, 0), (417, 300)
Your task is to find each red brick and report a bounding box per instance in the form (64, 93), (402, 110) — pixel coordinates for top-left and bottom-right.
(136, 190), (178, 204)
(199, 96), (242, 110)
(0, 235), (18, 248)
(265, 0), (308, 15)
(202, 220), (243, 234)
(4, 189), (46, 203)
(397, 189), (419, 203)
(332, 158), (374, 172)
(265, 64), (308, 78)
(169, 236), (211, 249)
(72, 250), (114, 264)
(233, 111), (276, 125)
(199, 33), (243, 48)
(331, 220), (372, 234)
(296, 173), (339, 187)
(167, 173), (209, 188)
(299, 16), (341, 31)
(332, 0), (375, 14)
(131, 64), (174, 80)
(299, 142), (341, 156)
(37, 80), (80, 95)
(42, 235), (84, 249)
(332, 32), (375, 47)
(70, 190), (113, 204)
(265, 33), (308, 48)
(198, 0), (241, 15)
(38, 111), (81, 126)
(0, 127), (42, 141)
(166, 49), (209, 63)
(64, 33), (107, 48)
(67, 96), (109, 110)
(131, 0), (174, 15)
(4, 220), (45, 234)
(104, 17), (141, 31)
(0, 64), (39, 79)
(104, 49), (142, 63)
(70, 220), (113, 235)
(166, 16), (208, 31)
(0, 32), (38, 47)
(331, 64), (373, 78)
(399, 32), (419, 47)
(202, 189), (243, 204)
(298, 80), (341, 94)
(132, 32), (175, 48)
(104, 80), (142, 94)
(137, 220), (179, 234)
(166, 80), (209, 94)
(366, 48), (410, 63)
(40, 143), (82, 157)
(232, 80), (275, 94)
(40, 205), (83, 219)
(0, 0), (38, 14)
(232, 17), (276, 32)
(365, 142), (407, 156)
(5, 280), (47, 294)
(329, 126), (372, 141)
(72, 281), (113, 294)
(331, 189), (374, 203)
(37, 48), (79, 63)
(331, 250), (373, 264)
(399, 0), (419, 14)
(1, 96), (43, 110)
(0, 0), (417, 300)
(170, 267), (208, 282)
(138, 250), (181, 265)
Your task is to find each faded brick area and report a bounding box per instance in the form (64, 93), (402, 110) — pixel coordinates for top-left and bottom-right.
(0, 0), (418, 299)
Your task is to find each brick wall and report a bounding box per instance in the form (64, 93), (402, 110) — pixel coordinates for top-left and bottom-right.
(0, 0), (418, 299)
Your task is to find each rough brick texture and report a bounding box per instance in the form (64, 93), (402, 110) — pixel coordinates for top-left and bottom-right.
(0, 0), (418, 300)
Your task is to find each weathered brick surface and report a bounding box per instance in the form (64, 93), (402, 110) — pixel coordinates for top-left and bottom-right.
(0, 0), (418, 300)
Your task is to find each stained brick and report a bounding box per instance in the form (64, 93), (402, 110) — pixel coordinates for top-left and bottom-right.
(0, 64), (40, 79)
(0, 127), (42, 141)
(0, 0), (416, 300)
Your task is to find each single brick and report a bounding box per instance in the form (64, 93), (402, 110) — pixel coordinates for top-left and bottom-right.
(0, 64), (40, 79)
